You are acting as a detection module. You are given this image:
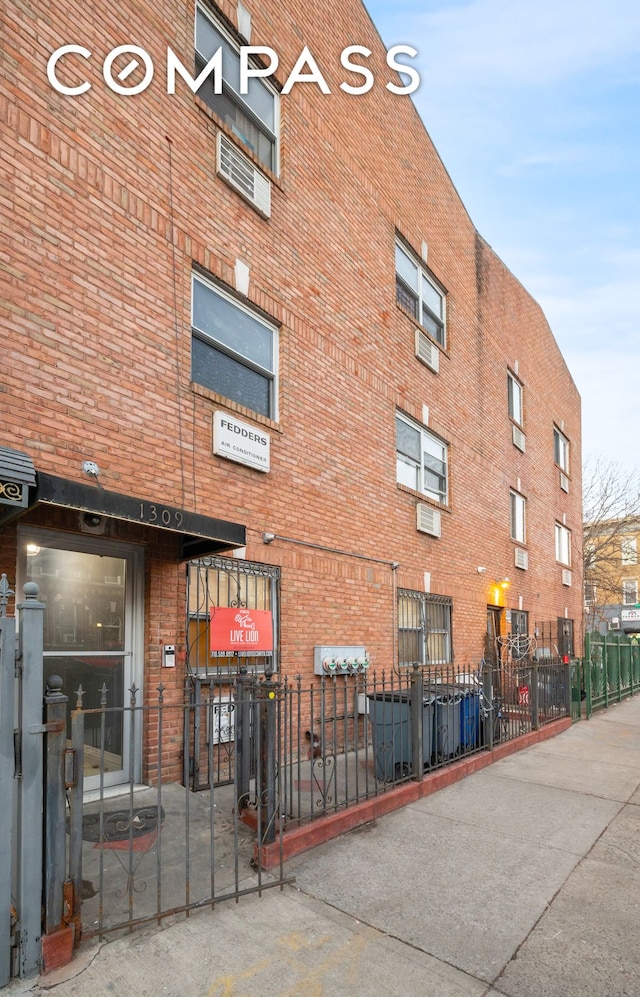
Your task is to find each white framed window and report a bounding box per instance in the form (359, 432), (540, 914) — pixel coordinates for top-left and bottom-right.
(553, 426), (570, 472)
(396, 412), (448, 505)
(395, 241), (446, 347)
(195, 4), (279, 174)
(510, 490), (526, 544)
(508, 371), (523, 426)
(622, 579), (638, 605)
(191, 272), (277, 419)
(622, 537), (638, 565)
(555, 523), (571, 566)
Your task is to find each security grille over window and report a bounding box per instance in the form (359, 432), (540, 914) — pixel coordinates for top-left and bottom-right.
(186, 554), (280, 676)
(217, 133), (272, 217)
(398, 589), (452, 666)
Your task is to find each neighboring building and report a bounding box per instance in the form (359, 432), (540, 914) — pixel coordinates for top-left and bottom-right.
(584, 518), (640, 635)
(1, 0), (583, 791)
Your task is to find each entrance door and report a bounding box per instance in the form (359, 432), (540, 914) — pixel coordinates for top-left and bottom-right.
(485, 606), (502, 665)
(21, 529), (143, 790)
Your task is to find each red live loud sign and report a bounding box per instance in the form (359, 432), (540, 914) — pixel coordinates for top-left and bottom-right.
(210, 608), (274, 653)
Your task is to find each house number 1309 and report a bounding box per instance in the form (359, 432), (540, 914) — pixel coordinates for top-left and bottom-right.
(139, 503), (184, 527)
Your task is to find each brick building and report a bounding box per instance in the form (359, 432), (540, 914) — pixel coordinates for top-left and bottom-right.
(1, 0), (582, 790)
(584, 517), (640, 635)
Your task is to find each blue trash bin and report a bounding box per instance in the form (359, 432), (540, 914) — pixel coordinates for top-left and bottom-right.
(459, 687), (480, 751)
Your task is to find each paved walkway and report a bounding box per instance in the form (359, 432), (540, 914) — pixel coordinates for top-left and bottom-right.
(11, 696), (640, 996)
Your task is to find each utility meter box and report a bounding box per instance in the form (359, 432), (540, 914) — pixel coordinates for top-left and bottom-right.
(313, 645), (369, 676)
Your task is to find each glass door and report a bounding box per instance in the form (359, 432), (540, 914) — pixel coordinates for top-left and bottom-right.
(22, 530), (143, 790)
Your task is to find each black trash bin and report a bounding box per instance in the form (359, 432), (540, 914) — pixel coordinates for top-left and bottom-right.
(367, 692), (435, 781)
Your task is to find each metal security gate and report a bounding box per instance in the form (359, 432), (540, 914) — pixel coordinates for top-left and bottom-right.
(0, 575), (54, 985)
(64, 673), (289, 942)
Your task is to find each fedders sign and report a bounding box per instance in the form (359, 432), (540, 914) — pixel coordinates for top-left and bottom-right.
(210, 608), (274, 653)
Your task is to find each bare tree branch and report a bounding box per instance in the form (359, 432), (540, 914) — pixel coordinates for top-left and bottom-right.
(582, 456), (640, 631)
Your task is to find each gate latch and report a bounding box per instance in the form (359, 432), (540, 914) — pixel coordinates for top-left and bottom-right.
(28, 721), (65, 734)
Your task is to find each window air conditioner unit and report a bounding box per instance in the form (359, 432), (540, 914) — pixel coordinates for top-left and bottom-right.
(216, 132), (271, 218)
(417, 503), (441, 538)
(609, 618), (620, 631)
(562, 569), (572, 586)
(514, 547), (528, 570)
(512, 425), (526, 452)
(560, 472), (569, 492)
(415, 329), (439, 373)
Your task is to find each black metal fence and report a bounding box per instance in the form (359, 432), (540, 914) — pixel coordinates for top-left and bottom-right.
(263, 660), (574, 831)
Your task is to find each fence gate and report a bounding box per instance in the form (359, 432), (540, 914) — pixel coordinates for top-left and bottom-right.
(0, 575), (50, 986)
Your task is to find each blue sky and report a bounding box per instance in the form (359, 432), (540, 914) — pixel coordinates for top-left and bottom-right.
(365, 0), (640, 479)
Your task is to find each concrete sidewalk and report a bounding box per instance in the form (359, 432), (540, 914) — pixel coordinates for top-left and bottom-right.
(12, 697), (640, 996)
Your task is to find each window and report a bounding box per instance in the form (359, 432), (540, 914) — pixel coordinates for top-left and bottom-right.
(555, 523), (571, 566)
(510, 491), (526, 544)
(191, 273), (277, 419)
(396, 413), (448, 505)
(195, 5), (278, 173)
(395, 242), (446, 347)
(553, 426), (570, 472)
(622, 537), (638, 565)
(623, 579), (638, 605)
(584, 580), (596, 608)
(398, 590), (452, 666)
(187, 554), (280, 676)
(508, 372), (523, 426)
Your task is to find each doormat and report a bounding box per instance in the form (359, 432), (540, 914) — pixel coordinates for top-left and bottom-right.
(72, 806), (165, 847)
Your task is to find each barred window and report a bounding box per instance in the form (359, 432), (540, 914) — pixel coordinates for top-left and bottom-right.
(187, 555), (280, 676)
(397, 589), (452, 666)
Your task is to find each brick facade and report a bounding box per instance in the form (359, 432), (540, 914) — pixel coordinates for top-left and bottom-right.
(1, 0), (582, 750)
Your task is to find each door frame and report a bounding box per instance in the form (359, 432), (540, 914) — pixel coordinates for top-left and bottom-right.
(17, 525), (145, 790)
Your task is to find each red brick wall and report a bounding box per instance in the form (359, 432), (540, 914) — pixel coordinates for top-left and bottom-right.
(1, 0), (583, 683)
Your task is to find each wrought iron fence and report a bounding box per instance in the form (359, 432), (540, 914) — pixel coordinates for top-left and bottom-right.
(65, 678), (291, 944)
(273, 660), (572, 830)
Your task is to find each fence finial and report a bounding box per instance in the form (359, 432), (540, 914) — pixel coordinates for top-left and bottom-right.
(0, 574), (14, 618)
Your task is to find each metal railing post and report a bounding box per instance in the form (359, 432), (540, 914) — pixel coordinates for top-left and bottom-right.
(483, 662), (494, 750)
(410, 665), (424, 781)
(68, 689), (85, 944)
(235, 666), (253, 812)
(16, 582), (46, 979)
(0, 574), (16, 987)
(44, 676), (68, 935)
(531, 661), (539, 730)
(258, 668), (278, 845)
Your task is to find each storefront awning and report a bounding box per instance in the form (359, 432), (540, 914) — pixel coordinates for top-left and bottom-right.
(32, 473), (246, 559)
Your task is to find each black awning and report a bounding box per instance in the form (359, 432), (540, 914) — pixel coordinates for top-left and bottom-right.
(0, 446), (37, 510)
(34, 473), (246, 560)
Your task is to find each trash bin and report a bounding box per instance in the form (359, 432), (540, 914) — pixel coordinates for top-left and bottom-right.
(459, 687), (480, 751)
(434, 687), (462, 760)
(367, 692), (435, 781)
